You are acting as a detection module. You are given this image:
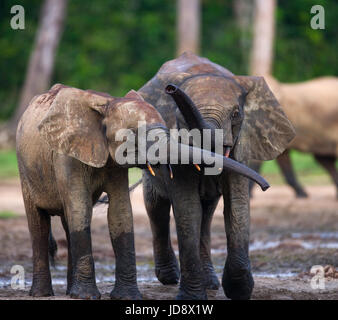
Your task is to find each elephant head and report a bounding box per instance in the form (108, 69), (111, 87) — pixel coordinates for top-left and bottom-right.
(139, 52), (296, 164)
(37, 83), (270, 190)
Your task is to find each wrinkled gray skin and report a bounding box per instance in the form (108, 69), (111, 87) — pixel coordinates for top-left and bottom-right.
(138, 52), (295, 300)
(16, 83), (264, 300)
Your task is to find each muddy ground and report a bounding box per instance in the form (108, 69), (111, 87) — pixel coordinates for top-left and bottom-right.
(0, 179), (337, 300)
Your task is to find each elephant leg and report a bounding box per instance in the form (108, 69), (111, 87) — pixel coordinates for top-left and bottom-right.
(61, 215), (73, 295)
(24, 193), (53, 297)
(143, 173), (179, 285)
(107, 168), (141, 300)
(276, 150), (308, 198)
(55, 164), (100, 299)
(169, 168), (206, 300)
(222, 173), (254, 300)
(314, 154), (338, 199)
(200, 198), (220, 290)
(248, 160), (262, 198)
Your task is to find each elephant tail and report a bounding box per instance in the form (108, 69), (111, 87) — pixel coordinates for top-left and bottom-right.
(48, 227), (58, 268)
(96, 179), (143, 205)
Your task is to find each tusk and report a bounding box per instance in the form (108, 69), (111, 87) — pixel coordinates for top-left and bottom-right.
(224, 146), (231, 158)
(168, 164), (173, 179)
(147, 162), (156, 176)
(194, 164), (201, 171)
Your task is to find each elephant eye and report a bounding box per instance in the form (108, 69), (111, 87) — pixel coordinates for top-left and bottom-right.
(231, 109), (240, 120)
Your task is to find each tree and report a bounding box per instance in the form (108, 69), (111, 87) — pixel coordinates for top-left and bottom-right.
(177, 0), (200, 56)
(249, 0), (276, 76)
(1, 0), (68, 147)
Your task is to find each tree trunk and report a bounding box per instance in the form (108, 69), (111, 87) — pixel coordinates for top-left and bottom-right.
(1, 0), (68, 147)
(177, 0), (200, 56)
(233, 0), (254, 50)
(249, 0), (276, 76)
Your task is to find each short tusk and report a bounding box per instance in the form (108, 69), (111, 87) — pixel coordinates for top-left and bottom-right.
(147, 162), (156, 176)
(224, 147), (231, 158)
(168, 164), (173, 179)
(194, 164), (201, 171)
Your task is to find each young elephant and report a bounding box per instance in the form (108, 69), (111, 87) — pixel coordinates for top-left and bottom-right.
(16, 84), (163, 299)
(17, 83), (267, 299)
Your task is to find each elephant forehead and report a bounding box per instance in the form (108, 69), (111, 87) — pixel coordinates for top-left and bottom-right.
(182, 77), (240, 107)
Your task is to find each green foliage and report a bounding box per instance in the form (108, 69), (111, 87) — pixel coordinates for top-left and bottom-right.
(0, 149), (19, 178)
(0, 0), (337, 120)
(0, 210), (18, 219)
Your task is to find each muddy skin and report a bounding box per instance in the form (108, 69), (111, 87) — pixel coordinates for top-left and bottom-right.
(16, 85), (170, 300)
(68, 228), (100, 299)
(143, 173), (180, 285)
(138, 52), (295, 300)
(110, 232), (141, 300)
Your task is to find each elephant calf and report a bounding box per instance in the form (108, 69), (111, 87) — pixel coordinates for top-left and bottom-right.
(16, 84), (170, 299)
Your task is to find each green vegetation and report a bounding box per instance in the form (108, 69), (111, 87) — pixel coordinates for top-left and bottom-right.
(1, 0), (338, 120)
(0, 210), (18, 219)
(0, 149), (19, 178)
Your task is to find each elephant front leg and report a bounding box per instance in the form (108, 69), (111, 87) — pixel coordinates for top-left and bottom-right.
(143, 172), (179, 285)
(200, 199), (220, 290)
(106, 169), (141, 300)
(170, 176), (206, 299)
(222, 173), (254, 300)
(56, 174), (100, 298)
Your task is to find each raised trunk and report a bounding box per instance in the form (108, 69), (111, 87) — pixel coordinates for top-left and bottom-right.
(166, 84), (210, 130)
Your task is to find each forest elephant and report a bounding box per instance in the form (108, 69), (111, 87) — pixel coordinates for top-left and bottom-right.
(249, 76), (338, 199)
(138, 52), (295, 300)
(16, 83), (267, 299)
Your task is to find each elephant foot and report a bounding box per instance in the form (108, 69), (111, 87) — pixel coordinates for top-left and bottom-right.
(29, 280), (54, 297)
(110, 285), (142, 300)
(155, 257), (180, 285)
(222, 267), (254, 300)
(203, 263), (220, 290)
(176, 286), (207, 300)
(295, 189), (308, 198)
(69, 282), (101, 300)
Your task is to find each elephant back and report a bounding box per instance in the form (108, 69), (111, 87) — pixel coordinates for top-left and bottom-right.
(138, 52), (233, 128)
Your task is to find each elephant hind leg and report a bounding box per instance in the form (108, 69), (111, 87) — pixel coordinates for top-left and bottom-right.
(143, 174), (179, 285)
(314, 154), (338, 199)
(276, 149), (308, 198)
(24, 195), (53, 297)
(200, 198), (220, 290)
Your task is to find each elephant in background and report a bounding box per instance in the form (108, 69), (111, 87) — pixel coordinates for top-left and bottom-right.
(17, 83), (265, 299)
(138, 52), (295, 299)
(249, 76), (338, 199)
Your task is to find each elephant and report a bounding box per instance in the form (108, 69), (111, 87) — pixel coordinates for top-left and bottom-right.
(16, 82), (268, 299)
(138, 52), (295, 300)
(249, 76), (338, 199)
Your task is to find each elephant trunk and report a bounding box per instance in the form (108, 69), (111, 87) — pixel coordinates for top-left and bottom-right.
(165, 84), (218, 150)
(165, 84), (211, 130)
(172, 142), (270, 191)
(144, 126), (269, 191)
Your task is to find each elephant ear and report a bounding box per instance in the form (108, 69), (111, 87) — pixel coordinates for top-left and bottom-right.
(125, 89), (145, 100)
(233, 76), (295, 162)
(38, 87), (112, 167)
